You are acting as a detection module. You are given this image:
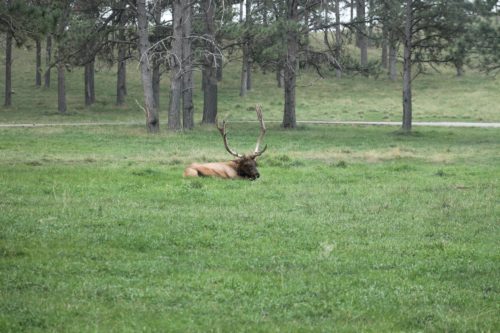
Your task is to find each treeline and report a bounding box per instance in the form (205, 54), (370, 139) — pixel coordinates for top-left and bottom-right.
(1, 0), (499, 133)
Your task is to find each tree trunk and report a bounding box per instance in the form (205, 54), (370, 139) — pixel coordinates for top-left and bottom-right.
(240, 0), (252, 96)
(201, 69), (206, 92)
(245, 0), (252, 89)
(56, 5), (70, 114)
(388, 29), (398, 81)
(303, 6), (310, 70)
(402, 0), (412, 133)
(57, 51), (67, 113)
(276, 66), (284, 88)
(84, 60), (96, 106)
(152, 58), (160, 109)
(216, 55), (223, 81)
(202, 71), (218, 124)
(240, 53), (248, 96)
(150, 67), (159, 110)
(283, 0), (298, 129)
(116, 2), (128, 105)
(4, 30), (12, 107)
(335, 0), (342, 79)
(247, 57), (252, 90)
(262, 0), (268, 26)
(350, 0), (354, 22)
(182, 2), (194, 129)
(239, 0), (244, 22)
(137, 0), (159, 133)
(44, 34), (52, 88)
(454, 61), (463, 77)
(389, 46), (397, 80)
(35, 39), (42, 87)
(201, 0), (218, 124)
(388, 33), (398, 81)
(368, 0), (375, 37)
(4, 0), (12, 107)
(152, 1), (162, 109)
(169, 0), (183, 130)
(357, 0), (368, 67)
(116, 46), (127, 105)
(381, 27), (388, 69)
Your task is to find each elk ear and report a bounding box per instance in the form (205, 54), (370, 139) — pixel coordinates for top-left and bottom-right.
(248, 155), (259, 166)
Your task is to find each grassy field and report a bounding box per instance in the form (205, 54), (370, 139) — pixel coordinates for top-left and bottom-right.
(1, 47), (499, 331)
(1, 124), (499, 332)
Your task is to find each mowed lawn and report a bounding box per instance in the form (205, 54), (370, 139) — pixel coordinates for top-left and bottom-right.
(0, 124), (498, 332)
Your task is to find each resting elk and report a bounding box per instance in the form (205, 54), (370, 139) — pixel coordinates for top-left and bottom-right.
(183, 105), (267, 180)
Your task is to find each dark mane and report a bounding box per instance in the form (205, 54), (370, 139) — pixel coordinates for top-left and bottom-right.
(235, 156), (260, 180)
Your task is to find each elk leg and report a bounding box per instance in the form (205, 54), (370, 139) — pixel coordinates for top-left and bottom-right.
(183, 166), (199, 177)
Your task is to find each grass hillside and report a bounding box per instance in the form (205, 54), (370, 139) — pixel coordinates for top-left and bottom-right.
(0, 46), (499, 124)
(0, 46), (499, 332)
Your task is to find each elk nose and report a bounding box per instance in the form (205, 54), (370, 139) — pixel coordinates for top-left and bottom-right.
(255, 172), (260, 178)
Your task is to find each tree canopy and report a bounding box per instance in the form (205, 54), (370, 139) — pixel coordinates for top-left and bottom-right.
(1, 0), (499, 131)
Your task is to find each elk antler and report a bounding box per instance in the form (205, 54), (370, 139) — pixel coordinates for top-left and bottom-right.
(251, 104), (267, 158)
(216, 117), (244, 158)
(216, 105), (267, 158)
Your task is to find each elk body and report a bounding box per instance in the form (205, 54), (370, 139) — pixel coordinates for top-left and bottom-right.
(183, 106), (267, 180)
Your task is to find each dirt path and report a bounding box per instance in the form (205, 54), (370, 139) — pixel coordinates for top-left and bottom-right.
(0, 122), (141, 128)
(294, 121), (500, 128)
(0, 121), (499, 128)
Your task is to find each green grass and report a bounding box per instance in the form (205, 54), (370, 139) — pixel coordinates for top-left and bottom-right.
(0, 47), (499, 331)
(0, 47), (499, 124)
(1, 124), (499, 332)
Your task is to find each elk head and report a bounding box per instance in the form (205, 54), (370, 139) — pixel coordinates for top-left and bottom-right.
(216, 105), (267, 180)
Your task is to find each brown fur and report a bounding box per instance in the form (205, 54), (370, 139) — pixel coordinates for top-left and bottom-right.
(183, 157), (260, 180)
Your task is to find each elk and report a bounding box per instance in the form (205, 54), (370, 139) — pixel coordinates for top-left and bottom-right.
(183, 105), (267, 180)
